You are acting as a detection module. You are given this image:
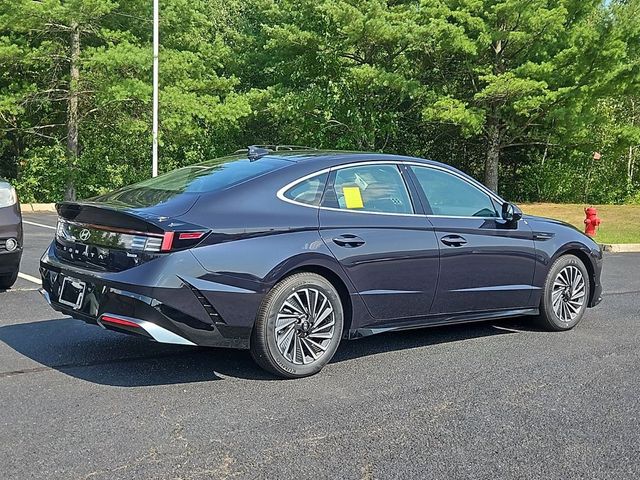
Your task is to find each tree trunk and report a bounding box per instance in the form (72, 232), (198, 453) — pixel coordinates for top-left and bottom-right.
(629, 145), (635, 187)
(484, 121), (500, 193)
(65, 22), (80, 201)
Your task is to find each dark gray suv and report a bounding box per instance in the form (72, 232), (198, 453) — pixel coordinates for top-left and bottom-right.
(0, 179), (22, 289)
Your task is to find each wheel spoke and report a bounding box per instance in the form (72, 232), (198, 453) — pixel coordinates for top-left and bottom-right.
(292, 291), (309, 315)
(308, 330), (333, 339)
(283, 300), (305, 315)
(276, 317), (297, 332)
(293, 334), (301, 364)
(315, 296), (328, 320)
(305, 337), (329, 352)
(314, 304), (333, 326)
(567, 301), (583, 311)
(571, 290), (585, 301)
(565, 301), (578, 314)
(311, 289), (320, 320)
(279, 324), (295, 348)
(311, 319), (335, 333)
(571, 283), (585, 299)
(300, 338), (319, 362)
(283, 328), (296, 362)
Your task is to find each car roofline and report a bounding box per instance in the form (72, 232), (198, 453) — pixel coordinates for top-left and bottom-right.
(270, 153), (506, 206)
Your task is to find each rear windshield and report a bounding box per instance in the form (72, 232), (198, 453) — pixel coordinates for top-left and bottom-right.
(127, 155), (290, 194)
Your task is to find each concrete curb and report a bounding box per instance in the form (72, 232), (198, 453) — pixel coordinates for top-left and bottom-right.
(23, 203), (56, 213)
(600, 243), (640, 253)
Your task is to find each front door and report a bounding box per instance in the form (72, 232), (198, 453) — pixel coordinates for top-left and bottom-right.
(407, 165), (537, 314)
(318, 163), (439, 321)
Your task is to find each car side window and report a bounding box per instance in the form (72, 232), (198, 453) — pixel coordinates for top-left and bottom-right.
(410, 166), (498, 217)
(324, 164), (413, 214)
(283, 173), (328, 206)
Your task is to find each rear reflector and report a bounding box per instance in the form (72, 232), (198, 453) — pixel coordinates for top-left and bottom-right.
(101, 315), (140, 328)
(160, 231), (175, 252)
(178, 232), (205, 240)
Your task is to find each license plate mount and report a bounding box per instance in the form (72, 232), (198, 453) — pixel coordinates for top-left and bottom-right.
(59, 277), (86, 310)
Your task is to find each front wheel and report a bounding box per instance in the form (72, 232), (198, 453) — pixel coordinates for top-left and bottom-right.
(250, 272), (344, 378)
(536, 254), (590, 331)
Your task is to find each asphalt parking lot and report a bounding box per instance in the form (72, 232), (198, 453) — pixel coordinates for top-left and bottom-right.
(1, 213), (639, 479)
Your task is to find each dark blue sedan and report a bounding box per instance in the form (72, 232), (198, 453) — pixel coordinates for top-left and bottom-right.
(40, 147), (603, 377)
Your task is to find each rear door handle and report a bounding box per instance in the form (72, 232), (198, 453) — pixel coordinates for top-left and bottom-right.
(332, 234), (365, 248)
(440, 234), (467, 247)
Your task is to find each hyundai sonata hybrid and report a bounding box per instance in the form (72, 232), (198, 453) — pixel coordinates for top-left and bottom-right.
(40, 147), (603, 378)
(0, 179), (22, 290)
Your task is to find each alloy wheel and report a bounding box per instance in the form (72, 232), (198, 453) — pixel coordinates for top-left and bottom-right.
(275, 288), (336, 365)
(551, 265), (586, 322)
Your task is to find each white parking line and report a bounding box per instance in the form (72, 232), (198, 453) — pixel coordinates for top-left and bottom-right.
(23, 220), (56, 230)
(18, 272), (42, 285)
(491, 324), (524, 333)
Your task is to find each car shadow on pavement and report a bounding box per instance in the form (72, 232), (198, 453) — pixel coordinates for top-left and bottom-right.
(0, 317), (520, 386)
(332, 320), (519, 363)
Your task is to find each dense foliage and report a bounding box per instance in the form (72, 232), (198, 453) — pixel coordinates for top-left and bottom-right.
(1, 0), (639, 203)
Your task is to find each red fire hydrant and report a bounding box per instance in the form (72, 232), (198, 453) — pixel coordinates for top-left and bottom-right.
(584, 207), (601, 237)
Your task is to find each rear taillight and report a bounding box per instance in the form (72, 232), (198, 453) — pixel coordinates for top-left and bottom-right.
(160, 231), (208, 252)
(160, 232), (175, 252)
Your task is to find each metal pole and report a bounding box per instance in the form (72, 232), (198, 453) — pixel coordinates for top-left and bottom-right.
(152, 0), (159, 177)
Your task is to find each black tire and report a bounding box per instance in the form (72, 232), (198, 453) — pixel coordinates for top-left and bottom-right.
(0, 271), (18, 290)
(250, 272), (344, 378)
(536, 254), (590, 331)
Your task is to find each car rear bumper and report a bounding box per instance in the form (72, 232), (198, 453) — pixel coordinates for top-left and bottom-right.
(39, 243), (263, 349)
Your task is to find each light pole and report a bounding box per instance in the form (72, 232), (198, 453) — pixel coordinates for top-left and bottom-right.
(152, 0), (159, 177)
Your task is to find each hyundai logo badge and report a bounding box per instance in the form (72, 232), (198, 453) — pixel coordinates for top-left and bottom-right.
(79, 229), (91, 241)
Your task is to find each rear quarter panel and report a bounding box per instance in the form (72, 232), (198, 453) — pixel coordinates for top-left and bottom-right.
(183, 172), (373, 331)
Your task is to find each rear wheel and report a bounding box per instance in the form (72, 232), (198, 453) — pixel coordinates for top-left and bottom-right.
(250, 272), (344, 378)
(0, 271), (18, 290)
(536, 254), (590, 331)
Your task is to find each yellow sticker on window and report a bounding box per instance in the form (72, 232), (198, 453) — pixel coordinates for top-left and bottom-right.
(343, 186), (364, 209)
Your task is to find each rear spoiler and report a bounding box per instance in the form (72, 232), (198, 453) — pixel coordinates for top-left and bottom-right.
(57, 202), (166, 234)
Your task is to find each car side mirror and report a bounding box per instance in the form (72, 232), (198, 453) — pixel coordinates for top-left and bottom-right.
(502, 202), (522, 222)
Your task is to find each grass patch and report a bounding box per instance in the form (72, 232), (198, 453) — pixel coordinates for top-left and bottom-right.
(520, 203), (640, 244)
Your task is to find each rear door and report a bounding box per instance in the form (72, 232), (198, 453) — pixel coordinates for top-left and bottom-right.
(407, 165), (537, 314)
(318, 162), (439, 321)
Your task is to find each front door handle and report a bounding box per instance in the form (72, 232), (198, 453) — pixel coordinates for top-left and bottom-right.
(440, 234), (467, 247)
(332, 234), (365, 248)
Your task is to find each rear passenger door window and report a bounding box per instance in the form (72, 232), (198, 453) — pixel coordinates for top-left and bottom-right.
(323, 164), (413, 214)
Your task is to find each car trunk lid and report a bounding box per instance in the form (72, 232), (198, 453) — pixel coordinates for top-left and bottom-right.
(55, 198), (208, 272)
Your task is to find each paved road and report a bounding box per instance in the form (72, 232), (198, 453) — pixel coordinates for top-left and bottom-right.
(1, 213), (639, 479)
